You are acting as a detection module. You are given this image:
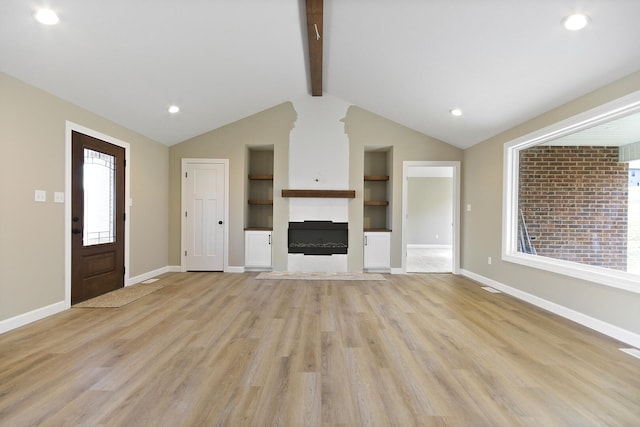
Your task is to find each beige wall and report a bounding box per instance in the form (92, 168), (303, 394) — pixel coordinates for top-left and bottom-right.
(345, 106), (463, 270)
(168, 102), (296, 269)
(0, 72), (169, 322)
(462, 71), (640, 334)
(407, 177), (453, 245)
(4, 62), (638, 340)
(168, 103), (463, 272)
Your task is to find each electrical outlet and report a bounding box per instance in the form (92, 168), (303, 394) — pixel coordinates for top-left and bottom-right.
(54, 192), (64, 203)
(467, 204), (472, 212)
(488, 256), (492, 265)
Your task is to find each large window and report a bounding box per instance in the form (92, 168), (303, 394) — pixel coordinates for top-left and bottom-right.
(503, 91), (640, 293)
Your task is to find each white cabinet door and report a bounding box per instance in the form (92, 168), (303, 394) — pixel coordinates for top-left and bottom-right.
(364, 232), (390, 271)
(245, 231), (272, 268)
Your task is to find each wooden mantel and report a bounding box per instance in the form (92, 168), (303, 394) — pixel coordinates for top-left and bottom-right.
(282, 189), (355, 198)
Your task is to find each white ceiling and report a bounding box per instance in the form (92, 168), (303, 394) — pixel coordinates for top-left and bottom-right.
(1, 0), (639, 148)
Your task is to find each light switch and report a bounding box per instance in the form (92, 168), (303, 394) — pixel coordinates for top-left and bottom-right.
(466, 204), (471, 212)
(54, 192), (64, 203)
(35, 190), (46, 202)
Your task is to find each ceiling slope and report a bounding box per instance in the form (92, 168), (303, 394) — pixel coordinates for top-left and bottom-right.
(1, 0), (639, 148)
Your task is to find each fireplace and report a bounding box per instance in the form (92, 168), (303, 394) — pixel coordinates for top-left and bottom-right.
(288, 221), (348, 255)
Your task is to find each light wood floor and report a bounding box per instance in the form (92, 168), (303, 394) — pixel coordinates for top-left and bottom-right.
(1, 273), (639, 426)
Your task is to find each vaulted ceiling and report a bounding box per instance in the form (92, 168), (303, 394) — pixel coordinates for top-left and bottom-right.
(1, 1), (639, 148)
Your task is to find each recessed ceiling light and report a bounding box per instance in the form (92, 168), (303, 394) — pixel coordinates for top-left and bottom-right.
(450, 108), (462, 117)
(168, 105), (180, 114)
(562, 14), (590, 31)
(34, 8), (59, 25)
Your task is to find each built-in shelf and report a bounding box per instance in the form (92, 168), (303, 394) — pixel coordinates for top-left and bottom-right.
(247, 148), (274, 230)
(364, 228), (392, 232)
(282, 189), (356, 198)
(246, 149), (273, 269)
(364, 149), (391, 231)
(364, 175), (389, 181)
(248, 174), (273, 180)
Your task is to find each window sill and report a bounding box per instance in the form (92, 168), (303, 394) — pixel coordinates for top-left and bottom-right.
(503, 251), (640, 294)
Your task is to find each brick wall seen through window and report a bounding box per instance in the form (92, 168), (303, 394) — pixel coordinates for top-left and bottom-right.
(519, 146), (628, 271)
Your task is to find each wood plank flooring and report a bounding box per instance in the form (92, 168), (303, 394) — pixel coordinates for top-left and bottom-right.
(1, 272), (639, 426)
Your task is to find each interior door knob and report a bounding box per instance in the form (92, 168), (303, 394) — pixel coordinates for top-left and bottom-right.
(218, 221), (223, 225)
(72, 228), (82, 235)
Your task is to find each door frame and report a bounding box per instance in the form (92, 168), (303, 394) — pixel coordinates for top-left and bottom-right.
(65, 121), (131, 308)
(401, 161), (460, 274)
(181, 158), (230, 272)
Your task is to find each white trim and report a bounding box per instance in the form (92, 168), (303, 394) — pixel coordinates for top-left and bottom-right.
(65, 122), (131, 309)
(502, 90), (640, 294)
(1, 265), (182, 334)
(503, 252), (640, 294)
(0, 302), (66, 335)
(407, 244), (453, 249)
(620, 348), (640, 359)
(126, 266), (176, 286)
(460, 269), (640, 348)
(226, 266), (246, 273)
(364, 268), (391, 273)
(181, 158), (230, 272)
(402, 161), (460, 275)
(390, 267), (404, 275)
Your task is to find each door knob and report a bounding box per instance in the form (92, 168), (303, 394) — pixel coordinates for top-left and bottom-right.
(218, 221), (223, 225)
(72, 228), (82, 235)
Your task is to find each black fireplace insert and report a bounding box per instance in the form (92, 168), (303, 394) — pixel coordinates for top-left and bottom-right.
(288, 221), (348, 255)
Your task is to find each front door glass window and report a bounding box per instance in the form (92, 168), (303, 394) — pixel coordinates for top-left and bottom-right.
(83, 148), (116, 246)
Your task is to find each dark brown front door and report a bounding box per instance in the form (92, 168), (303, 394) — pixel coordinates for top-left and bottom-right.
(71, 131), (125, 304)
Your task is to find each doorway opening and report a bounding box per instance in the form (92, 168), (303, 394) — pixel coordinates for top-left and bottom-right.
(402, 161), (460, 274)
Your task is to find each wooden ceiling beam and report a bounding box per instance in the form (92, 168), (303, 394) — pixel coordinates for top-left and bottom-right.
(305, 0), (323, 96)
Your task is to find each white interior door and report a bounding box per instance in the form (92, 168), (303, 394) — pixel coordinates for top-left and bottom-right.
(183, 161), (226, 271)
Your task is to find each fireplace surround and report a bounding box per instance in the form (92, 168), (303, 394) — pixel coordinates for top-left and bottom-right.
(288, 221), (348, 255)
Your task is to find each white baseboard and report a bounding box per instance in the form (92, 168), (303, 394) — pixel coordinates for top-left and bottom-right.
(1, 265), (183, 336)
(12, 266), (635, 349)
(407, 244), (452, 249)
(364, 268), (391, 274)
(126, 265), (179, 286)
(460, 269), (640, 349)
(0, 301), (66, 335)
(244, 267), (272, 272)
